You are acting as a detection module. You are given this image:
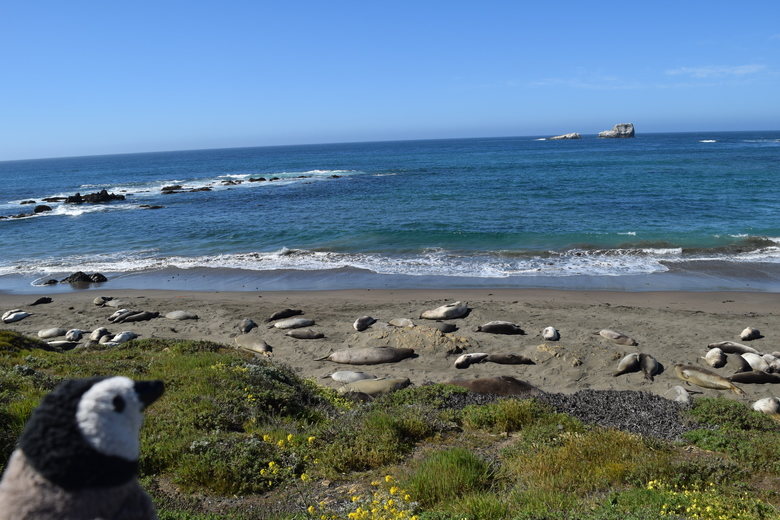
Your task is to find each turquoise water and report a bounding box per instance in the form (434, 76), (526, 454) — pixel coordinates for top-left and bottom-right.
(1, 131), (779, 292)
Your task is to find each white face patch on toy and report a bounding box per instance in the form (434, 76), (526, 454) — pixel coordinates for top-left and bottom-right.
(75, 376), (144, 461)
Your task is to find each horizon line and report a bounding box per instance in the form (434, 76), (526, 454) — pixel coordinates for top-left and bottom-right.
(2, 128), (778, 164)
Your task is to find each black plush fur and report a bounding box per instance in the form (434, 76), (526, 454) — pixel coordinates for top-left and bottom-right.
(19, 377), (139, 491)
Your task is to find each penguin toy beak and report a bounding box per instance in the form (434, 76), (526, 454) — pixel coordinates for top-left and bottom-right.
(134, 380), (165, 409)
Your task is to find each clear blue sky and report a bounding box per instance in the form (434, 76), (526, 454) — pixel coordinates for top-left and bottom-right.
(1, 1), (778, 160)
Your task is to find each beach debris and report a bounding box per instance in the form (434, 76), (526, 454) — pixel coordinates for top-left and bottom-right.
(454, 352), (489, 369)
(337, 378), (410, 396)
(432, 322), (457, 333)
(272, 317), (315, 330)
(485, 353), (535, 365)
(265, 308), (303, 322)
(474, 321), (525, 335)
(2, 310), (31, 324)
(740, 327), (761, 341)
(388, 318), (415, 328)
(752, 397), (780, 416)
(613, 353), (640, 377)
(234, 334), (272, 355)
(29, 297), (52, 306)
(542, 326), (560, 341)
(65, 329), (83, 342)
(317, 346), (415, 365)
(664, 385), (692, 405)
(703, 347), (726, 368)
(38, 328), (67, 339)
(707, 341), (760, 355)
(741, 353), (770, 372)
(420, 301), (469, 320)
(165, 310), (199, 320)
(598, 329), (638, 346)
(728, 371), (780, 384)
(638, 353), (661, 381)
(323, 371), (376, 384)
(674, 364), (744, 395)
(447, 376), (543, 397)
(285, 329), (324, 339)
(353, 316), (377, 332)
(239, 318), (257, 333)
(90, 328), (111, 341)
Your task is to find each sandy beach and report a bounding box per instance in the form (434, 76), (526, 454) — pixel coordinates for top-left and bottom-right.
(2, 288), (779, 403)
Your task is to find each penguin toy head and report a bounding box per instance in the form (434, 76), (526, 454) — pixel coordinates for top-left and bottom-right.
(17, 376), (164, 491)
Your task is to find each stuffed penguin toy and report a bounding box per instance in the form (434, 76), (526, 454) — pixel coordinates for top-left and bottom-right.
(0, 376), (164, 520)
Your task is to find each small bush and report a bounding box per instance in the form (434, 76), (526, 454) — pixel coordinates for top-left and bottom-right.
(461, 398), (550, 433)
(404, 448), (493, 507)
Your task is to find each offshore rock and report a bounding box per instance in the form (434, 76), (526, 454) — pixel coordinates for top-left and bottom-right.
(65, 189), (126, 204)
(548, 132), (581, 140)
(598, 123), (635, 138)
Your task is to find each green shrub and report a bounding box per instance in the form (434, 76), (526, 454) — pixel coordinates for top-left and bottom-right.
(461, 398), (550, 433)
(404, 448), (493, 507)
(683, 428), (780, 474)
(687, 397), (779, 431)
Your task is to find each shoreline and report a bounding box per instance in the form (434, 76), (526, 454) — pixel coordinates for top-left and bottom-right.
(2, 287), (779, 405)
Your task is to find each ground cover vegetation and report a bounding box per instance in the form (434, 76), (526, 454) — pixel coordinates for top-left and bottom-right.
(1, 330), (778, 519)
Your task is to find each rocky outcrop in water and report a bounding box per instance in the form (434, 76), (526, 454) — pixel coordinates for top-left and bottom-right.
(61, 272), (108, 284)
(598, 123), (635, 138)
(549, 133), (581, 140)
(65, 189), (126, 204)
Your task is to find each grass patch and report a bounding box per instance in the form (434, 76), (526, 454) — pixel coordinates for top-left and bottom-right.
(461, 398), (550, 433)
(404, 448), (493, 507)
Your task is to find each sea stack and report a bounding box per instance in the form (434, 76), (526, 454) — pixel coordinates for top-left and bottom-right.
(598, 123), (635, 138)
(548, 133), (581, 140)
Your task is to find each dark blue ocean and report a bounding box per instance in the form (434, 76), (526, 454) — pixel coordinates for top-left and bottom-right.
(2, 131), (780, 293)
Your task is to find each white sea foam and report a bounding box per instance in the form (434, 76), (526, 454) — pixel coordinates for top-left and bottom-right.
(617, 231), (637, 236)
(699, 139), (717, 143)
(534, 138), (547, 141)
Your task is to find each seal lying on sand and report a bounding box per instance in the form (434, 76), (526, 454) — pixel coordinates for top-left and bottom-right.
(740, 327), (761, 341)
(613, 353), (640, 377)
(707, 341), (759, 355)
(337, 378), (411, 396)
(318, 347), (415, 365)
(674, 364), (745, 395)
(542, 326), (560, 341)
(420, 301), (469, 320)
(286, 329), (324, 339)
(598, 329), (638, 346)
(703, 348), (726, 368)
(272, 318), (315, 329)
(454, 353), (489, 369)
(323, 371), (375, 384)
(447, 376), (543, 397)
(639, 353), (661, 381)
(2, 310), (31, 324)
(353, 316), (377, 332)
(729, 371), (780, 384)
(475, 321), (524, 335)
(234, 335), (272, 355)
(485, 353), (534, 365)
(265, 309), (303, 322)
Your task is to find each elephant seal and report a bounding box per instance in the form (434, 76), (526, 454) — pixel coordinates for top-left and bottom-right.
(266, 308), (303, 322)
(664, 385), (692, 404)
(107, 309), (135, 323)
(729, 371), (780, 384)
(447, 376), (543, 397)
(727, 353), (753, 373)
(485, 353), (535, 365)
(111, 331), (138, 344)
(337, 378), (411, 396)
(638, 353), (661, 381)
(318, 347), (415, 365)
(752, 397), (780, 415)
(90, 328), (111, 341)
(46, 340), (80, 350)
(674, 364), (745, 395)
(104, 299), (127, 308)
(239, 318), (257, 333)
(93, 296), (113, 306)
(235, 335), (272, 355)
(38, 328), (67, 339)
(741, 353), (770, 372)
(598, 329), (638, 346)
(454, 353), (489, 369)
(542, 326), (560, 341)
(285, 329), (324, 339)
(65, 329), (83, 342)
(119, 311), (159, 323)
(432, 322), (457, 333)
(166, 310), (199, 320)
(29, 297), (52, 306)
(475, 321), (524, 335)
(388, 318), (415, 328)
(353, 316), (377, 332)
(613, 353), (640, 377)
(740, 327), (761, 341)
(2, 310), (31, 324)
(324, 371), (376, 384)
(707, 341), (759, 355)
(703, 348), (726, 368)
(420, 301), (469, 320)
(273, 317), (315, 330)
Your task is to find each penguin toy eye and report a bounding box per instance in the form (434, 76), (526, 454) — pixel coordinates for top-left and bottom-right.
(112, 395), (126, 413)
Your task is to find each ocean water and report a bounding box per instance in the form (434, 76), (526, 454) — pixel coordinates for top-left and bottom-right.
(1, 131), (780, 293)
